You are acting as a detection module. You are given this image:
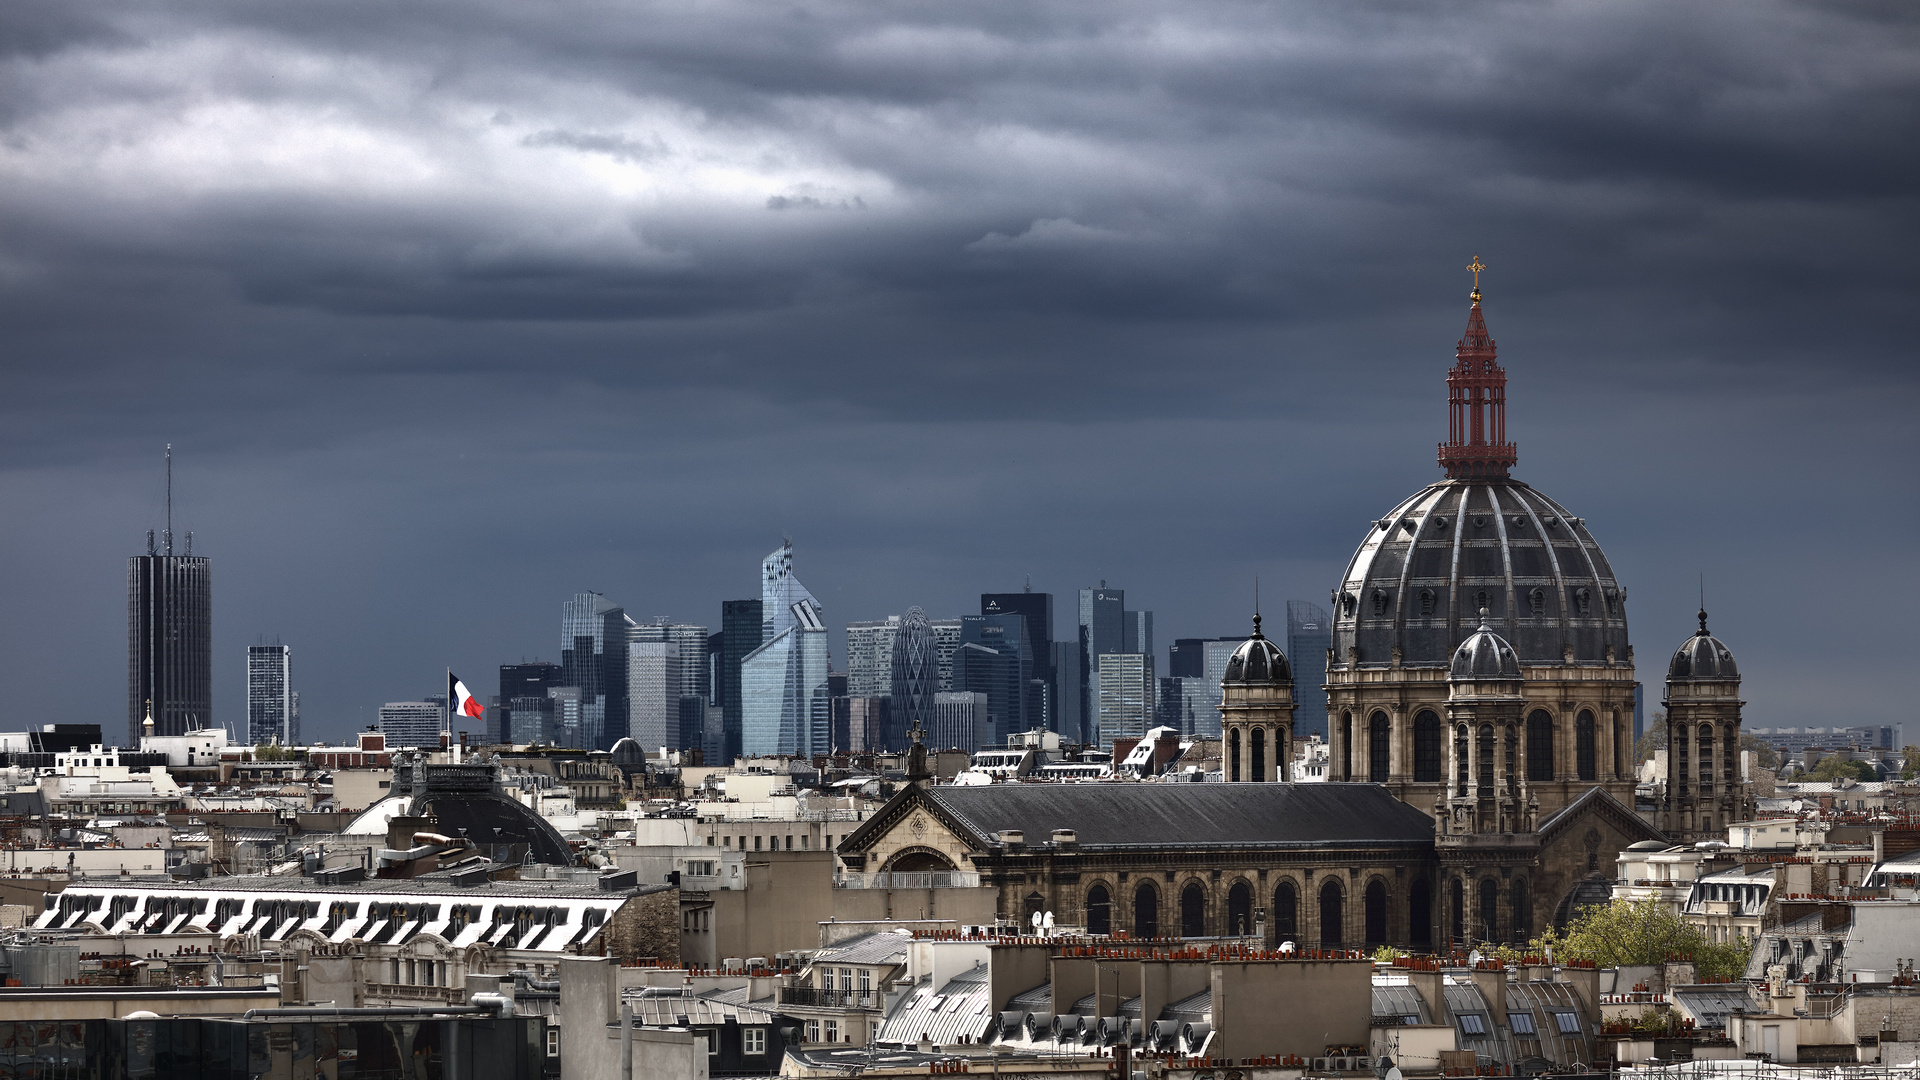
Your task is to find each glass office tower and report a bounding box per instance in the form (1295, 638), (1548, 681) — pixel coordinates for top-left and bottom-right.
(889, 607), (938, 750)
(245, 642), (293, 745)
(1285, 600), (1332, 739)
(128, 539), (212, 744)
(561, 592), (635, 750)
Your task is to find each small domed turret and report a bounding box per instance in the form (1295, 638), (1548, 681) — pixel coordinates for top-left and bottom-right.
(1669, 609), (1738, 680)
(1223, 614), (1291, 685)
(1450, 609), (1521, 680)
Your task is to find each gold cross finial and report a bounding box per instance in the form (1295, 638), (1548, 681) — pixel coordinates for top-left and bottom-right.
(1467, 255), (1486, 288)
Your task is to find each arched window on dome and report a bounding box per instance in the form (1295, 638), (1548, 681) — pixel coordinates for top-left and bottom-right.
(1477, 725), (1495, 797)
(1339, 712), (1352, 781)
(1454, 724), (1470, 797)
(1527, 710), (1554, 781)
(1698, 724), (1715, 794)
(1228, 728), (1241, 783)
(1369, 713), (1390, 782)
(1251, 727), (1266, 783)
(1413, 711), (1442, 783)
(1723, 726), (1738, 785)
(1577, 710), (1596, 782)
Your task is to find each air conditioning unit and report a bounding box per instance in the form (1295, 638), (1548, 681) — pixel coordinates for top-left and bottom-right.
(1313, 1058), (1333, 1073)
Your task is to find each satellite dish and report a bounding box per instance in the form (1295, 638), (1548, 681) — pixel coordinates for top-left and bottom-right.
(1031, 911), (1043, 928)
(1387, 1068), (1403, 1080)
(1468, 949), (1483, 967)
(1043, 911), (1055, 929)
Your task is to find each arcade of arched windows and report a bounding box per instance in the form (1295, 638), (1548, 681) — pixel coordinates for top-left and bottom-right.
(1057, 867), (1434, 949)
(1328, 698), (1634, 790)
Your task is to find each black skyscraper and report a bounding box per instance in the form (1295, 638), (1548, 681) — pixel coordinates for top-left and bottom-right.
(129, 536), (212, 745)
(982, 590), (1053, 732)
(718, 600), (762, 765)
(499, 661), (562, 744)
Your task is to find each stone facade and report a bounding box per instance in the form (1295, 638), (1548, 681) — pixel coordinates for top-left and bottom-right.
(602, 884), (683, 964)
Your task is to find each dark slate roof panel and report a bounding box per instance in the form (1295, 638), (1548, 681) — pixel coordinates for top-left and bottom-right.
(926, 784), (1433, 849)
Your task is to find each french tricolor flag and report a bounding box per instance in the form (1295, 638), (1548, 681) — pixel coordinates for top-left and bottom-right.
(449, 672), (484, 722)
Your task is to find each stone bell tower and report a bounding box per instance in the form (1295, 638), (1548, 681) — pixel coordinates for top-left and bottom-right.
(1220, 614), (1295, 782)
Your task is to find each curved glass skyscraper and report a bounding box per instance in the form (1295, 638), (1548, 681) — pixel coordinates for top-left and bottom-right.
(890, 607), (937, 750)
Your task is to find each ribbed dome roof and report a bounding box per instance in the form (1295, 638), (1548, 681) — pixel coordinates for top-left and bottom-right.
(1333, 478), (1629, 667)
(1670, 609), (1738, 680)
(1223, 615), (1291, 685)
(1450, 611), (1521, 680)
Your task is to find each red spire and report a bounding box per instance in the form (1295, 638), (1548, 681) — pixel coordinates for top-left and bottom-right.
(1437, 258), (1517, 479)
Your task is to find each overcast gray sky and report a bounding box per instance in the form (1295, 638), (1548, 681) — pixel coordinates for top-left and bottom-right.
(0, 0), (1914, 743)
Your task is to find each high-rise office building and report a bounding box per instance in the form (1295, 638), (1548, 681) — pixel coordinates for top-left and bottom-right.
(982, 591), (1054, 734)
(1168, 638), (1206, 679)
(1284, 601), (1331, 739)
(741, 541), (830, 756)
(379, 700), (446, 748)
(1077, 586), (1124, 746)
(245, 642), (293, 746)
(716, 600), (762, 764)
(1124, 609), (1153, 659)
(128, 530), (212, 745)
(930, 619), (962, 691)
(931, 692), (989, 752)
(561, 592), (637, 750)
(845, 617), (901, 699)
(848, 697), (890, 752)
(499, 661), (562, 745)
(548, 686), (585, 746)
(626, 640), (681, 750)
(1096, 653), (1155, 744)
(954, 614), (1030, 743)
(890, 607), (938, 750)
(631, 620), (710, 705)
(1051, 641), (1083, 743)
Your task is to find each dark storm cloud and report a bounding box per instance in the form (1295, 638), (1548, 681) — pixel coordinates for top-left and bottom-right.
(0, 0), (1913, 738)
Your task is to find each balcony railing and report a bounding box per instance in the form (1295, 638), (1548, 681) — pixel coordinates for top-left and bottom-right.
(779, 987), (881, 1010)
(835, 871), (981, 890)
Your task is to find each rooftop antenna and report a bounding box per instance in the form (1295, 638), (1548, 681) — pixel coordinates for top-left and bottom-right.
(163, 444), (173, 556)
(1024, 575), (1031, 594)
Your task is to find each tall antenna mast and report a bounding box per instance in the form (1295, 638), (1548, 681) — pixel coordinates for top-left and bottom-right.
(164, 443), (174, 556)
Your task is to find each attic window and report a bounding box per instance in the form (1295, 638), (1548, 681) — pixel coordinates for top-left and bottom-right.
(1553, 1012), (1582, 1035)
(1508, 1012), (1536, 1035)
(1458, 1014), (1488, 1035)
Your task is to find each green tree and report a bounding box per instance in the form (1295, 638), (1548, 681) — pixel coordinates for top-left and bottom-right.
(1633, 718), (1667, 763)
(1533, 897), (1751, 983)
(1740, 733), (1779, 771)
(1901, 745), (1920, 781)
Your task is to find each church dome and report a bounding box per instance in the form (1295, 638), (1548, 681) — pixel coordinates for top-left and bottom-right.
(1450, 612), (1521, 680)
(1669, 609), (1738, 680)
(1331, 288), (1629, 669)
(1223, 615), (1291, 685)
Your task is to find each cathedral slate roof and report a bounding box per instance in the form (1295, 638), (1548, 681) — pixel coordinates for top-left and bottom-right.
(911, 783), (1433, 851)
